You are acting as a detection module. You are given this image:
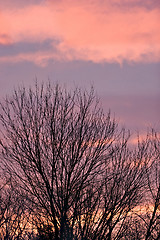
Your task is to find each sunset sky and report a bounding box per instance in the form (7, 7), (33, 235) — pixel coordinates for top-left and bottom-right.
(0, 0), (159, 132)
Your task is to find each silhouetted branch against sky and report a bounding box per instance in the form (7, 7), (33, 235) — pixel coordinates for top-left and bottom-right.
(0, 82), (158, 239)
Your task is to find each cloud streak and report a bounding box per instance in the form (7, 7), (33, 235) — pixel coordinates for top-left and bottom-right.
(0, 0), (160, 64)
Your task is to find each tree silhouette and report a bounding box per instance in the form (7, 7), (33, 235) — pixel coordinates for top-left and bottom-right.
(142, 131), (160, 240)
(0, 172), (29, 239)
(120, 132), (160, 240)
(0, 83), (153, 239)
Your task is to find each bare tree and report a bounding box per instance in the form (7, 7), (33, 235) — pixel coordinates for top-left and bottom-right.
(0, 83), (149, 239)
(0, 172), (29, 239)
(143, 130), (160, 240)
(0, 83), (117, 239)
(124, 131), (160, 240)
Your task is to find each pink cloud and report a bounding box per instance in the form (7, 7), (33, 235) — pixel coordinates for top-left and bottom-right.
(0, 34), (12, 45)
(0, 51), (58, 67)
(0, 11), (12, 45)
(0, 0), (160, 64)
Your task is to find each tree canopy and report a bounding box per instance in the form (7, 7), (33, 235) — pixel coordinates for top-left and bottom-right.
(0, 83), (159, 239)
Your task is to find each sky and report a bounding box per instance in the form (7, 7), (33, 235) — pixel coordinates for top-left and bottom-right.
(0, 0), (160, 134)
